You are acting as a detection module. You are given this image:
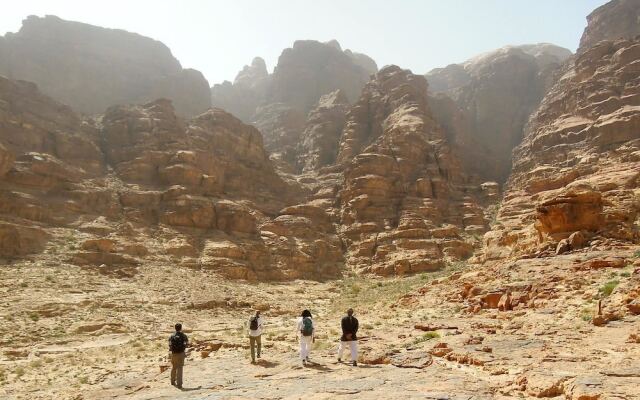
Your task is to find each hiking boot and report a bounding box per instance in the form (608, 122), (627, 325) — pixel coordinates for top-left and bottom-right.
(302, 359), (306, 366)
(177, 385), (183, 389)
(337, 358), (341, 362)
(305, 356), (310, 362)
(353, 361), (358, 366)
(257, 354), (261, 359)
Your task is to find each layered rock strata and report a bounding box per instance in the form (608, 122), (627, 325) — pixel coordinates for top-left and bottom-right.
(336, 66), (489, 275)
(426, 44), (572, 183)
(0, 76), (343, 280)
(485, 37), (640, 259)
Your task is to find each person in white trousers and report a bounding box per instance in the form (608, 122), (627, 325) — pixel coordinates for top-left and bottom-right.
(296, 309), (314, 365)
(338, 308), (359, 366)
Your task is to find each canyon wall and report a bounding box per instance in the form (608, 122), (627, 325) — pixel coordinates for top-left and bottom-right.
(426, 44), (572, 183)
(485, 35), (640, 260)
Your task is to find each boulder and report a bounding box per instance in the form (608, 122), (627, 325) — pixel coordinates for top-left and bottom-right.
(0, 222), (48, 257)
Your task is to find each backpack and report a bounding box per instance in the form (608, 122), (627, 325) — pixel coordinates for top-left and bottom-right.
(250, 317), (259, 331)
(301, 317), (313, 336)
(169, 332), (186, 353)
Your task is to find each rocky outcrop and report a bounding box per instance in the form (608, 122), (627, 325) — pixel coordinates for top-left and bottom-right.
(579, 0), (640, 52)
(210, 57), (269, 122)
(485, 35), (640, 259)
(266, 40), (375, 113)
(426, 44), (572, 183)
(0, 142), (14, 176)
(210, 40), (377, 165)
(0, 15), (211, 117)
(252, 103), (306, 157)
(296, 90), (350, 172)
(336, 66), (488, 275)
(0, 74), (343, 279)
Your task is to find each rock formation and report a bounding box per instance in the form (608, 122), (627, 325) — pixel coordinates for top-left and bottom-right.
(211, 40), (377, 166)
(0, 15), (211, 117)
(296, 90), (350, 172)
(426, 44), (572, 183)
(485, 33), (640, 259)
(210, 57), (269, 122)
(336, 66), (488, 275)
(578, 0), (640, 52)
(0, 74), (345, 280)
(266, 40), (374, 112)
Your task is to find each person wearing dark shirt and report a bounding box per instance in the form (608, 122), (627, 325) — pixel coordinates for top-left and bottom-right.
(168, 323), (189, 388)
(338, 308), (359, 366)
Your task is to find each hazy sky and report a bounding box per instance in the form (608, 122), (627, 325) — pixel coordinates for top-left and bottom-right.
(1, 0), (609, 85)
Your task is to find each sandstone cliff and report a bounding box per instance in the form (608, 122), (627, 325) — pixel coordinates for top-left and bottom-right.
(0, 15), (211, 117)
(210, 57), (269, 122)
(0, 75), (344, 280)
(296, 90), (350, 172)
(485, 37), (640, 259)
(336, 66), (489, 275)
(426, 44), (572, 183)
(579, 0), (640, 52)
(211, 40), (377, 166)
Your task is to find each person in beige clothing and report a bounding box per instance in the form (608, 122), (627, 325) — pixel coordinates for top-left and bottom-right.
(248, 310), (264, 363)
(168, 323), (188, 389)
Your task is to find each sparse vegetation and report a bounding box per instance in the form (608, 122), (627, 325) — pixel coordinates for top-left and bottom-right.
(408, 331), (440, 347)
(599, 280), (619, 297)
(633, 249), (640, 258)
(332, 262), (469, 314)
(15, 367), (25, 378)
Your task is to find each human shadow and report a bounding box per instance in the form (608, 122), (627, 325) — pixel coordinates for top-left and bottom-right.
(255, 359), (279, 368)
(303, 361), (332, 372)
(335, 361), (382, 369)
(178, 385), (203, 391)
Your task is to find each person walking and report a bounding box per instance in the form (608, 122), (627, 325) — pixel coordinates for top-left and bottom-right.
(338, 308), (359, 366)
(248, 310), (264, 363)
(296, 309), (314, 365)
(168, 323), (188, 388)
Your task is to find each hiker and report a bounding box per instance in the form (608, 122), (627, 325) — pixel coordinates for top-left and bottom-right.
(168, 323), (188, 389)
(296, 309), (314, 365)
(338, 308), (359, 366)
(248, 310), (264, 363)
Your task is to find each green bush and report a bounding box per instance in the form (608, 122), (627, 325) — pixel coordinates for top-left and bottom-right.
(599, 280), (619, 297)
(410, 331), (440, 346)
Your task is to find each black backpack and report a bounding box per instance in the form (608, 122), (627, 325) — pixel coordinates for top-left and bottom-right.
(250, 317), (259, 331)
(170, 332), (186, 353)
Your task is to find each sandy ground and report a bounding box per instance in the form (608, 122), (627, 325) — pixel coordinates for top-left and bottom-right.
(1, 249), (639, 399)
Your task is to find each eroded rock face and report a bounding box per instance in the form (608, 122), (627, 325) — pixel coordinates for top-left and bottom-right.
(336, 66), (488, 275)
(210, 57), (269, 122)
(579, 0), (640, 52)
(296, 90), (350, 172)
(210, 40), (377, 166)
(0, 15), (211, 117)
(0, 75), (343, 279)
(426, 44), (572, 183)
(266, 40), (375, 112)
(0, 142), (14, 176)
(485, 36), (640, 260)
